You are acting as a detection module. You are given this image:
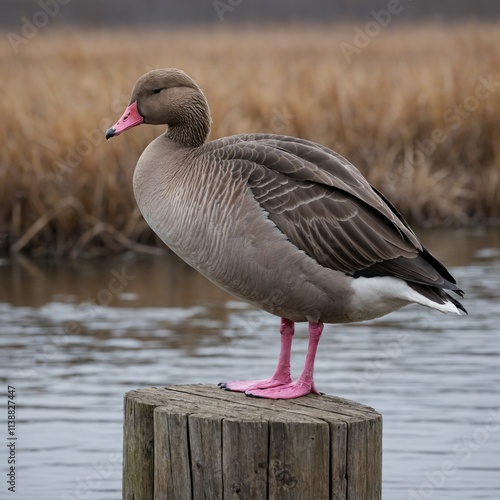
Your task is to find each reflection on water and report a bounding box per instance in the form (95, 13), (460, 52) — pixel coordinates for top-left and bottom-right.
(1, 227), (499, 499)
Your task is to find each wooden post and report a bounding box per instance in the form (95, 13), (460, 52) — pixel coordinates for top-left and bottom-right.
(123, 384), (382, 500)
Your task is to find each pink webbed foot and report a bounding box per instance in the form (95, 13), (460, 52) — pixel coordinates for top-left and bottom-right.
(219, 318), (295, 394)
(246, 377), (321, 400)
(245, 320), (325, 400)
(218, 374), (292, 393)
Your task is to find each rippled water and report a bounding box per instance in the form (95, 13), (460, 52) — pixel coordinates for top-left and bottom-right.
(1, 228), (499, 500)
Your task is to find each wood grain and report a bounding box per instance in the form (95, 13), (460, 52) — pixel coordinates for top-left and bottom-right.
(123, 384), (382, 499)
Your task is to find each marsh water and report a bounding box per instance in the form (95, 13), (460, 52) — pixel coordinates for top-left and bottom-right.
(1, 228), (499, 500)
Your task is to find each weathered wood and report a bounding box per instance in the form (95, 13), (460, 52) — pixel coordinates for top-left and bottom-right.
(268, 417), (329, 499)
(123, 397), (156, 498)
(123, 384), (382, 500)
(222, 417), (268, 498)
(154, 410), (192, 499)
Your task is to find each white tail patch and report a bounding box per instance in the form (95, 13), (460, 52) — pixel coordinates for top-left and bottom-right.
(349, 276), (462, 322)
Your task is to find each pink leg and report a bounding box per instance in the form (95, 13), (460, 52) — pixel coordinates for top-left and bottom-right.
(246, 321), (323, 399)
(219, 318), (294, 392)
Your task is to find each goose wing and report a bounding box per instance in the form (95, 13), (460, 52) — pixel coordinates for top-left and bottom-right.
(209, 134), (461, 293)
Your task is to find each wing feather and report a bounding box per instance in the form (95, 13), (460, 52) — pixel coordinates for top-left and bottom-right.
(205, 134), (462, 293)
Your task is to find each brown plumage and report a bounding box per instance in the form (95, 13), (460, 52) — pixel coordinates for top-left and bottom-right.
(106, 68), (466, 399)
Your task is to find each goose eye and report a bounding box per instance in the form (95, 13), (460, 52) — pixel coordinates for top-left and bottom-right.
(153, 88), (163, 94)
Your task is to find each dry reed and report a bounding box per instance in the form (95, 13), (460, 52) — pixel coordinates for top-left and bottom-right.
(1, 23), (499, 257)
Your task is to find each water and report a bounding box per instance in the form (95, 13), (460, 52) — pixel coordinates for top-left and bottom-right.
(1, 228), (499, 500)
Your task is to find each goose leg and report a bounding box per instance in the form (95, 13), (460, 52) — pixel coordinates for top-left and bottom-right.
(218, 318), (294, 392)
(245, 321), (323, 399)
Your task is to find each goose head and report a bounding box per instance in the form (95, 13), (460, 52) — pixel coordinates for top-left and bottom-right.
(106, 68), (211, 147)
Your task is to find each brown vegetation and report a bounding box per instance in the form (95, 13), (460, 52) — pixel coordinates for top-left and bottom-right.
(1, 23), (499, 257)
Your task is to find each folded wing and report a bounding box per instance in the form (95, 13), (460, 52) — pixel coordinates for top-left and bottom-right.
(209, 134), (464, 300)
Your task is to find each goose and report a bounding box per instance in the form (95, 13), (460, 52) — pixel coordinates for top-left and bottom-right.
(106, 68), (466, 400)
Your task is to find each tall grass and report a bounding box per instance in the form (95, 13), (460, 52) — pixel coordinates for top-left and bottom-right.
(1, 23), (499, 257)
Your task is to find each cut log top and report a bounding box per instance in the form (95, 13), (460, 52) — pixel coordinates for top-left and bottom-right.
(126, 383), (380, 420)
(123, 384), (382, 500)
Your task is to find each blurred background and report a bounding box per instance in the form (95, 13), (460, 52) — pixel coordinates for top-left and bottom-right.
(1, 1), (500, 499)
(2, 0), (500, 25)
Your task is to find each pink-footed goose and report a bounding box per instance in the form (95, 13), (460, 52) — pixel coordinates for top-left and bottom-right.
(106, 68), (466, 400)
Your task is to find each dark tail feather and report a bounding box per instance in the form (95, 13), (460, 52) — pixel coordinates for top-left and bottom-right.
(408, 282), (468, 314)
